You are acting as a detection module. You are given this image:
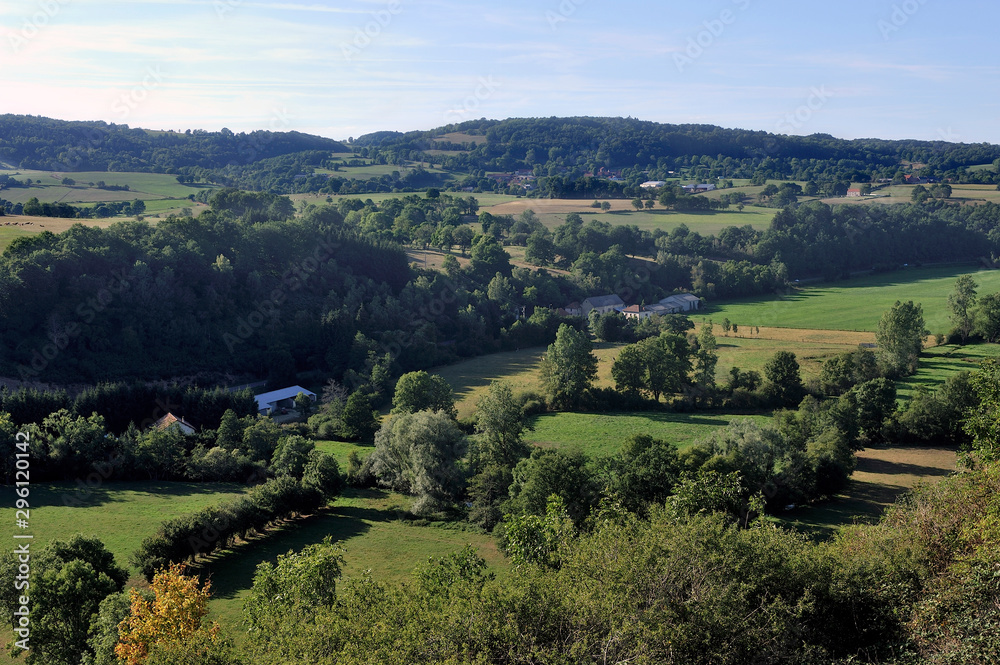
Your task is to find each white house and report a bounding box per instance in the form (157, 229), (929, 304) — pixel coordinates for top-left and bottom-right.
(582, 294), (625, 317)
(621, 304), (653, 321)
(255, 385), (317, 416)
(152, 413), (196, 436)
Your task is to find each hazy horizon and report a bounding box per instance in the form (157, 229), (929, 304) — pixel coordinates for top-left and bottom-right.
(4, 0), (998, 144)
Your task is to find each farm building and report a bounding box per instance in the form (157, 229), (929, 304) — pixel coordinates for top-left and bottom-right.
(643, 303), (673, 316)
(641, 180), (667, 188)
(152, 413), (196, 436)
(658, 293), (701, 312)
(559, 301), (583, 317)
(682, 184), (716, 193)
(255, 385), (317, 416)
(582, 294), (625, 317)
(847, 188), (863, 197)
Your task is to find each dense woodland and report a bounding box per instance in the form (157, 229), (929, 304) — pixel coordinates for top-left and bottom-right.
(4, 115), (1000, 198)
(6, 182), (1000, 387)
(0, 115), (344, 172)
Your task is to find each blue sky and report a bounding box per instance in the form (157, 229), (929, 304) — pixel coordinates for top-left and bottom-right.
(2, 0), (997, 143)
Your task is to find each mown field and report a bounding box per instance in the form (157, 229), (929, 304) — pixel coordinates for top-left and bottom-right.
(704, 264), (1000, 333)
(0, 482), (247, 575)
(201, 487), (507, 632)
(526, 411), (771, 458)
(0, 169), (214, 202)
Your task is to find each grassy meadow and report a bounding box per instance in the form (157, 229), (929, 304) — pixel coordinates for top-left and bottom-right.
(201, 487), (507, 631)
(895, 342), (1000, 401)
(483, 197), (777, 233)
(703, 264), (1000, 333)
(526, 411), (771, 458)
(0, 481), (246, 574)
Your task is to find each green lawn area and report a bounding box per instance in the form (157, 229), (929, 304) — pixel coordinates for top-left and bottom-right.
(316, 163), (455, 182)
(201, 487), (507, 633)
(703, 264), (1000, 333)
(314, 438), (373, 470)
(0, 481), (246, 574)
(526, 411), (772, 458)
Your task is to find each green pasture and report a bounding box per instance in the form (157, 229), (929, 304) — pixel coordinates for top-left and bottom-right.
(202, 487), (507, 631)
(526, 411), (771, 459)
(896, 343), (1000, 401)
(0, 225), (35, 252)
(314, 438), (373, 470)
(0, 481), (246, 574)
(1, 169), (214, 200)
(703, 264), (1000, 333)
(316, 162), (456, 182)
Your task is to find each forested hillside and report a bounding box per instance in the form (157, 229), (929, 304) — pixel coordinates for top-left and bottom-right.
(360, 116), (1000, 187)
(0, 190), (581, 385)
(0, 115), (345, 172)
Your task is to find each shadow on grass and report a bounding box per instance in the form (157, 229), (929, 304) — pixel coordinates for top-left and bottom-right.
(195, 487), (403, 602)
(34, 481), (243, 509)
(856, 457), (953, 478)
(440, 348), (544, 394)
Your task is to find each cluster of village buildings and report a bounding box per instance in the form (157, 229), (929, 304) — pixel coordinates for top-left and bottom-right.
(559, 292), (701, 321)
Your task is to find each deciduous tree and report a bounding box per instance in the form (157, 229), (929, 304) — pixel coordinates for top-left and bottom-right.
(876, 300), (927, 377)
(115, 563), (219, 665)
(539, 324), (598, 408)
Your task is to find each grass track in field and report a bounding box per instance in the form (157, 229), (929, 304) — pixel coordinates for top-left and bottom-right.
(703, 264), (1000, 333)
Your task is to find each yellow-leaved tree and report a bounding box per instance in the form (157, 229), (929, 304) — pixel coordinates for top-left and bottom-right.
(115, 563), (219, 665)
